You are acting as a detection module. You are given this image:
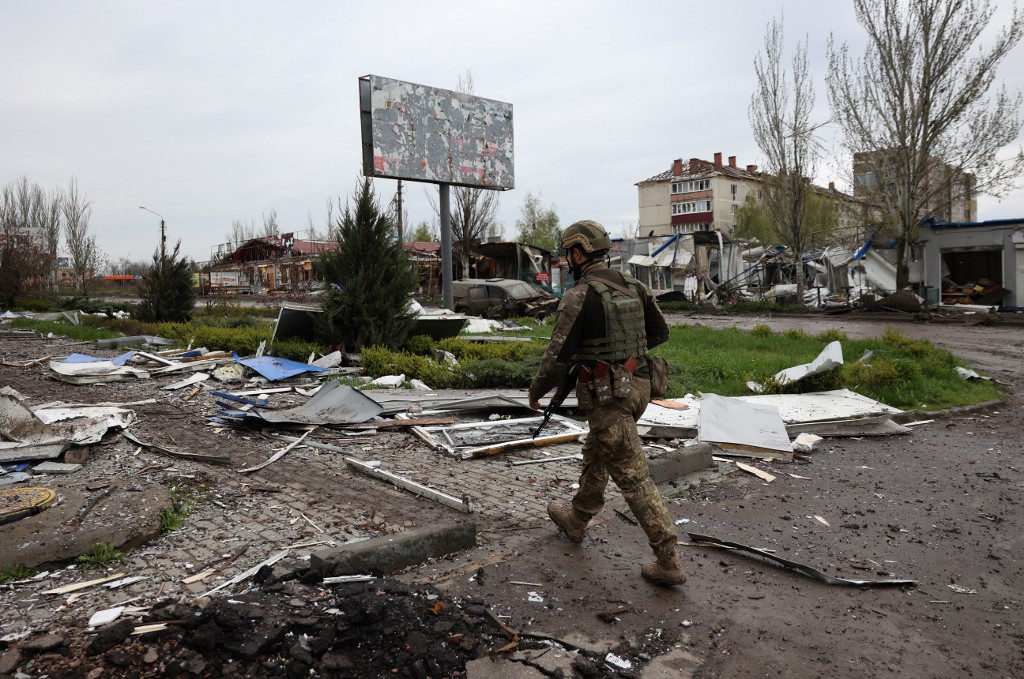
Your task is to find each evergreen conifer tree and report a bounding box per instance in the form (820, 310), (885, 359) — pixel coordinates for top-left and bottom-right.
(136, 241), (197, 322)
(315, 178), (418, 351)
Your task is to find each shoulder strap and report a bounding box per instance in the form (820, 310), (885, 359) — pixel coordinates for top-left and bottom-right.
(595, 275), (640, 300)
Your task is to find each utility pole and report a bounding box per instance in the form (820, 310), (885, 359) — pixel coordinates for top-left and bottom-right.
(396, 179), (404, 241)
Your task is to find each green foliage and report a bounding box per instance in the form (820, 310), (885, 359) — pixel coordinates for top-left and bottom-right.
(734, 194), (773, 243)
(750, 324), (774, 337)
(514, 191), (561, 251)
(816, 329), (848, 342)
(160, 506), (184, 532)
(650, 323), (1001, 409)
(402, 335), (435, 356)
(465, 357), (538, 388)
(0, 564), (35, 583)
(437, 337), (540, 362)
(135, 242), (198, 323)
(315, 178), (419, 351)
(77, 543), (128, 569)
(406, 220), (435, 243)
(783, 328), (810, 340)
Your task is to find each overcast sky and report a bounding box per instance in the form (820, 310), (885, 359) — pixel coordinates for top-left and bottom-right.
(2, 0), (1023, 265)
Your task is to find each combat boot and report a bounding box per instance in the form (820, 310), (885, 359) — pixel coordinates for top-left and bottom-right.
(641, 554), (686, 586)
(547, 501), (589, 543)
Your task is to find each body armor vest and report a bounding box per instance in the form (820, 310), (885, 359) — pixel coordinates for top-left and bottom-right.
(573, 277), (647, 362)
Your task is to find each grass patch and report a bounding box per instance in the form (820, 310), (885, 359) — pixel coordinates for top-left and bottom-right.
(654, 324), (1002, 409)
(77, 543), (128, 569)
(161, 481), (213, 533)
(0, 564), (35, 583)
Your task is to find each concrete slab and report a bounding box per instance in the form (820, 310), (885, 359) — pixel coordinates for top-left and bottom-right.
(648, 443), (714, 484)
(310, 522), (477, 577)
(467, 656), (547, 679)
(0, 483), (170, 569)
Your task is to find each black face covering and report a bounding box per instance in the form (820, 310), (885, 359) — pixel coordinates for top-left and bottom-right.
(569, 252), (584, 282)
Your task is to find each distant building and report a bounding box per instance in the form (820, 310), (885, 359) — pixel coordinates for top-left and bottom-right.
(205, 234), (338, 293)
(636, 153), (762, 239)
(853, 150), (977, 225)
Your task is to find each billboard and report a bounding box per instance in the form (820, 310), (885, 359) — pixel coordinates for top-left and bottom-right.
(359, 75), (514, 190)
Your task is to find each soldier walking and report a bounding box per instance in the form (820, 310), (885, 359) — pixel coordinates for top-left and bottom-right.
(528, 220), (685, 587)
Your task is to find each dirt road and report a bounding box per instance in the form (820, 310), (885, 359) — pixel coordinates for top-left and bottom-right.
(1, 311), (1022, 678)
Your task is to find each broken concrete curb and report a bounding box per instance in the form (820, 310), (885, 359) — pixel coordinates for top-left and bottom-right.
(0, 484), (171, 570)
(894, 399), (1006, 423)
(310, 523), (476, 577)
(648, 443), (714, 484)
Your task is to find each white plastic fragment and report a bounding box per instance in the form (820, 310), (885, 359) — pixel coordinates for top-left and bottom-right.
(88, 607), (125, 627)
(605, 653), (632, 669)
(527, 591), (544, 603)
(792, 433), (824, 453)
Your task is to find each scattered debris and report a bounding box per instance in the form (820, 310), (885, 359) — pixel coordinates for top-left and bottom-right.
(43, 572), (129, 596)
(687, 533), (915, 586)
(792, 432), (823, 453)
(748, 341), (844, 393)
(735, 461), (776, 483)
(121, 430), (231, 465)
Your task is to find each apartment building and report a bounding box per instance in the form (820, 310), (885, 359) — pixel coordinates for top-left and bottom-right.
(636, 153), (761, 238)
(853, 150), (977, 224)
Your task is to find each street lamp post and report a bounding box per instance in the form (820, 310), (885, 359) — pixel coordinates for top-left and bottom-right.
(138, 205), (166, 263)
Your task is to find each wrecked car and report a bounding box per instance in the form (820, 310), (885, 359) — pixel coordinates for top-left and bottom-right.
(452, 278), (558, 320)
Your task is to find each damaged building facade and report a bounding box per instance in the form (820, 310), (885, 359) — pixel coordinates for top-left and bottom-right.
(203, 235), (339, 294)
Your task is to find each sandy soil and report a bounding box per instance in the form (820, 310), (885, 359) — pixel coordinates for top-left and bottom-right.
(1, 310), (1022, 678)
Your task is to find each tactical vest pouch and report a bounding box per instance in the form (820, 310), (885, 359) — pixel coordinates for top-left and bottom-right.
(575, 381), (595, 409)
(647, 355), (669, 399)
(611, 363), (635, 399)
(592, 361), (614, 406)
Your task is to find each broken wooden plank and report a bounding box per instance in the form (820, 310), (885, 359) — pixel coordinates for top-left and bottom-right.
(43, 572), (127, 595)
(735, 461), (776, 483)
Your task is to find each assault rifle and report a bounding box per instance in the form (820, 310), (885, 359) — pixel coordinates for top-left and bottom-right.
(531, 364), (581, 439)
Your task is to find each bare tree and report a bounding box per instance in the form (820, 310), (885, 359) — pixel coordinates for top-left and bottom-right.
(750, 16), (822, 300)
(827, 0), (1024, 287)
(0, 176), (64, 304)
(63, 177), (103, 297)
(260, 209), (280, 238)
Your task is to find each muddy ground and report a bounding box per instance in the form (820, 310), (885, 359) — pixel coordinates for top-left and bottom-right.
(0, 309), (1022, 678)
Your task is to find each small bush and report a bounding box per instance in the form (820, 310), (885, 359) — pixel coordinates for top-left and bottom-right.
(881, 328), (934, 357)
(403, 335), (435, 356)
(465, 357), (537, 388)
(783, 328), (810, 340)
(816, 328), (848, 342)
(749, 324), (774, 337)
(0, 564), (34, 582)
(845, 357), (914, 390)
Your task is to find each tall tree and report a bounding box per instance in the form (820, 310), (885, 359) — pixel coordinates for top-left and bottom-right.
(315, 177), (419, 352)
(62, 177), (103, 297)
(406, 219), (436, 243)
(749, 16), (822, 300)
(135, 241), (197, 323)
(827, 0), (1024, 287)
(260, 209), (280, 238)
(514, 191), (561, 251)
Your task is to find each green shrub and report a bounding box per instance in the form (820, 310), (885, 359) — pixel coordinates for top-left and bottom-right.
(749, 324), (774, 337)
(465, 357), (537, 388)
(845, 357), (915, 390)
(881, 328), (934, 357)
(815, 328), (848, 342)
(783, 328), (810, 340)
(403, 335), (435, 356)
(0, 565), (34, 582)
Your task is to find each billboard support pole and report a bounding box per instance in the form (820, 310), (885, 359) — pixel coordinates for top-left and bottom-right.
(439, 183), (454, 310)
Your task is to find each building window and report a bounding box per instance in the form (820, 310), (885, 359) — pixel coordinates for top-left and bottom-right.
(731, 204), (738, 215)
(731, 184), (738, 199)
(854, 172), (877, 187)
(671, 179), (711, 194)
(672, 200), (713, 215)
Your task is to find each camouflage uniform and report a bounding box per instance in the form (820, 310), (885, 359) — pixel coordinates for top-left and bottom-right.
(529, 259), (678, 562)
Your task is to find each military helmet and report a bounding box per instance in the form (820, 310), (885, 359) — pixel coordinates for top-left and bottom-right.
(561, 219), (612, 254)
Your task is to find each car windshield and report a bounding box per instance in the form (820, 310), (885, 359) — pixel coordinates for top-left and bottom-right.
(504, 281), (540, 299)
